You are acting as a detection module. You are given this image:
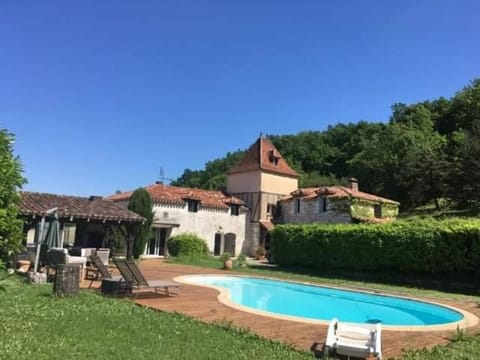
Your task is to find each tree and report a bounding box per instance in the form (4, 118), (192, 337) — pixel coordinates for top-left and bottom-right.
(127, 188), (153, 259)
(0, 129), (26, 263)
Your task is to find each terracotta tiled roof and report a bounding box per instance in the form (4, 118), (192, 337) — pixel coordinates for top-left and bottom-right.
(109, 184), (245, 210)
(19, 192), (145, 223)
(280, 186), (400, 205)
(227, 137), (299, 178)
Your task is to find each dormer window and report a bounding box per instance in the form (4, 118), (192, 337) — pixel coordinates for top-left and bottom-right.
(187, 199), (200, 212)
(230, 204), (240, 216)
(268, 150), (280, 166)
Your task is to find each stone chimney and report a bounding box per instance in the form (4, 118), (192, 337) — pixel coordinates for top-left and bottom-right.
(349, 178), (358, 192)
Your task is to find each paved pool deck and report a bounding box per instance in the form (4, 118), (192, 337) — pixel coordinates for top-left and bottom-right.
(84, 259), (480, 359)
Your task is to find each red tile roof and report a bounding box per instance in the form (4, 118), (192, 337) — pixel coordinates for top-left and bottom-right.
(227, 137), (299, 178)
(19, 192), (145, 223)
(280, 186), (399, 205)
(109, 184), (245, 210)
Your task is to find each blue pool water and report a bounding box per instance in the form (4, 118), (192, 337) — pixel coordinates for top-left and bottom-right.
(183, 275), (463, 326)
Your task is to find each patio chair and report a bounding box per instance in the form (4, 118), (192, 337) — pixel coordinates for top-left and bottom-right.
(325, 318), (382, 359)
(114, 259), (180, 297)
(46, 248), (87, 281)
(85, 254), (114, 287)
(96, 248), (110, 266)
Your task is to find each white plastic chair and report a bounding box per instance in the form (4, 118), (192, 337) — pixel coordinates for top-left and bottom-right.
(325, 318), (382, 359)
(96, 248), (110, 266)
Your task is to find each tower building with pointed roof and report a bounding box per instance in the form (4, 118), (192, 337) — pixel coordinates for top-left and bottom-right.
(226, 136), (299, 253)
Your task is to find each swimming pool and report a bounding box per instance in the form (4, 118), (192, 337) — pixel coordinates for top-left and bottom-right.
(179, 275), (467, 327)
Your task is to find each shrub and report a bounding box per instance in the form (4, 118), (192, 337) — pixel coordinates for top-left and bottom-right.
(127, 188), (153, 259)
(220, 252), (232, 262)
(167, 233), (209, 257)
(234, 254), (247, 267)
(256, 246), (267, 257)
(270, 219), (480, 277)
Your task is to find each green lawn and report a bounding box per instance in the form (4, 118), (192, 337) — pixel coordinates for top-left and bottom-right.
(3, 265), (480, 360)
(0, 274), (312, 360)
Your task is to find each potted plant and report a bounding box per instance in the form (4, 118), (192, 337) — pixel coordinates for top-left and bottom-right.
(256, 246), (267, 260)
(220, 252), (232, 270)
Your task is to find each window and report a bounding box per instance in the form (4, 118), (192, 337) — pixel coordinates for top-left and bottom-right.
(319, 197), (327, 213)
(294, 198), (301, 213)
(187, 199), (200, 212)
(62, 224), (76, 247)
(267, 203), (276, 217)
(374, 204), (382, 218)
(230, 204), (240, 216)
(268, 150), (280, 165)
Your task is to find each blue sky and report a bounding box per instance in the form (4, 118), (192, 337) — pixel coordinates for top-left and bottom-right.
(2, 1), (479, 196)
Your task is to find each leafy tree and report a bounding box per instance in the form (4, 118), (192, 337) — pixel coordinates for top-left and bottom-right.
(449, 122), (480, 206)
(0, 129), (26, 264)
(127, 188), (153, 259)
(169, 78), (480, 213)
(444, 80), (480, 207)
(172, 151), (245, 190)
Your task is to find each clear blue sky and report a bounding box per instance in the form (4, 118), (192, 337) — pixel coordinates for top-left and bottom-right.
(2, 1), (479, 196)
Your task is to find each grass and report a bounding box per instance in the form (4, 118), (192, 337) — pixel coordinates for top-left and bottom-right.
(169, 256), (480, 302)
(0, 274), (312, 360)
(2, 266), (480, 359)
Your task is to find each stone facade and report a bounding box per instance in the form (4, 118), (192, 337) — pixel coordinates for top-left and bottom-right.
(279, 197), (352, 224)
(156, 202), (246, 257)
(278, 190), (399, 225)
(115, 199), (247, 257)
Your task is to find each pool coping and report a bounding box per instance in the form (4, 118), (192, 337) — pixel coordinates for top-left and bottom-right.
(174, 274), (479, 332)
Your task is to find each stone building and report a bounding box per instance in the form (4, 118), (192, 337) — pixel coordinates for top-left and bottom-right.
(277, 178), (399, 224)
(226, 136), (299, 253)
(110, 184), (247, 257)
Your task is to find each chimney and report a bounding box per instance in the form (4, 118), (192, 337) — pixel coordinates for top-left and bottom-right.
(349, 178), (358, 192)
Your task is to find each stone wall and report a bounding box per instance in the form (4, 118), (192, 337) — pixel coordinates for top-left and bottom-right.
(279, 197), (352, 224)
(242, 221), (261, 257)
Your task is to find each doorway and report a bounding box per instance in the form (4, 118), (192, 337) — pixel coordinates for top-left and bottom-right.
(146, 228), (168, 256)
(214, 233), (222, 256)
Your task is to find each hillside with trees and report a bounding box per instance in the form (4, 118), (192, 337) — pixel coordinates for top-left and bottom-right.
(172, 79), (480, 211)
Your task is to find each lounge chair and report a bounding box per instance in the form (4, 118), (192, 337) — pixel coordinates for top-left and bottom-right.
(114, 258), (180, 297)
(85, 254), (115, 287)
(325, 318), (382, 359)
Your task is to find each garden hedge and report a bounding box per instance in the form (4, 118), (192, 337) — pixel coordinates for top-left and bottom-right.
(270, 219), (480, 275)
(167, 233), (209, 257)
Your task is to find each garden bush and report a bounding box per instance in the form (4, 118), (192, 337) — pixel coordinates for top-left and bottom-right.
(167, 233), (209, 257)
(270, 219), (480, 277)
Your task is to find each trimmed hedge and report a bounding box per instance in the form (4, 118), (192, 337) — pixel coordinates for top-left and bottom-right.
(270, 219), (480, 275)
(167, 233), (209, 257)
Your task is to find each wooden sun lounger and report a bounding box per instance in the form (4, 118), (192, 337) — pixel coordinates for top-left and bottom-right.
(114, 259), (180, 297)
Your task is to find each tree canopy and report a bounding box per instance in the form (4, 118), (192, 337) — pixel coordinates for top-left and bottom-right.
(0, 129), (26, 263)
(172, 79), (480, 211)
(127, 188), (154, 259)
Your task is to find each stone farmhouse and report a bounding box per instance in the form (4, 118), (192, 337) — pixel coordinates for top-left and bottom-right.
(277, 179), (400, 225)
(109, 185), (247, 257)
(111, 136), (399, 258)
(17, 136), (399, 260)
